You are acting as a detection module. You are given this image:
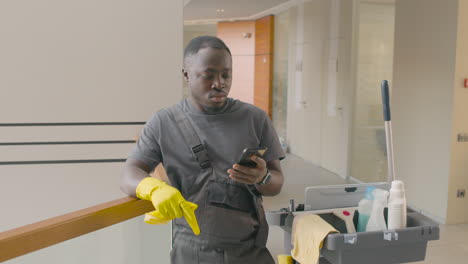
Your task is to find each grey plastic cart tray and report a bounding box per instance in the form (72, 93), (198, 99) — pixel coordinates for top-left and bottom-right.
(267, 184), (440, 264)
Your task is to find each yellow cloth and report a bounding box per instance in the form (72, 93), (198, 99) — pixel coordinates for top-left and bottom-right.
(291, 214), (338, 264)
(277, 255), (293, 264)
(136, 177), (200, 235)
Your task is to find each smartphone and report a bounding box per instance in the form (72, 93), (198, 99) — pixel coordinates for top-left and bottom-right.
(237, 147), (268, 168)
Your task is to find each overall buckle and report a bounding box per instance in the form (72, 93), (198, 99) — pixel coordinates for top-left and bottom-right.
(192, 144), (211, 169)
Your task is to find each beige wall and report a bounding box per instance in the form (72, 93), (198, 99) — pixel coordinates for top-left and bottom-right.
(447, 0), (468, 224)
(0, 1), (181, 123)
(1, 0), (182, 262)
(392, 0), (458, 223)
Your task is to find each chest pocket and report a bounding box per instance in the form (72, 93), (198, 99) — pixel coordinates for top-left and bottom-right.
(207, 180), (254, 213)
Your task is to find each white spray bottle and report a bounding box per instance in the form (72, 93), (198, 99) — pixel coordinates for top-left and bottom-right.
(366, 188), (389, 232)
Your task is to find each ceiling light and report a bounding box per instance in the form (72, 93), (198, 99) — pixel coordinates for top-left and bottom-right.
(242, 33), (252, 38)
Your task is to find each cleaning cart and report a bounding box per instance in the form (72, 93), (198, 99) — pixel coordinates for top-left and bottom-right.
(267, 81), (440, 263)
(267, 184), (439, 264)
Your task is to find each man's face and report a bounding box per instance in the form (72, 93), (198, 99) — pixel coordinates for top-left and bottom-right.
(184, 47), (232, 111)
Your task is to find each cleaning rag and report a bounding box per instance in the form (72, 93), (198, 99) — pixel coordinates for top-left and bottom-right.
(291, 214), (338, 264)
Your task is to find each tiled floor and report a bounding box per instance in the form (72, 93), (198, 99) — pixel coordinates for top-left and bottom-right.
(265, 154), (468, 264)
(413, 224), (468, 264)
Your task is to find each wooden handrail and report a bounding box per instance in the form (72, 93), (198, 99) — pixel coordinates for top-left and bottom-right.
(0, 197), (153, 262)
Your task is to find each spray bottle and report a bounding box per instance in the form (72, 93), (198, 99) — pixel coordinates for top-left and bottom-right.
(366, 188), (389, 232)
(357, 186), (375, 232)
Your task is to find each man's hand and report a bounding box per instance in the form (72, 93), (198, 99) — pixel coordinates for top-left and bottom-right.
(227, 155), (268, 184)
(136, 177), (200, 235)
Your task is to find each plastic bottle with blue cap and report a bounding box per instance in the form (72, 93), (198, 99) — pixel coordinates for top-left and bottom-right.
(357, 186), (375, 232)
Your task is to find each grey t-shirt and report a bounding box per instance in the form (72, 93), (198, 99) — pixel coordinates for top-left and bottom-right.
(129, 98), (285, 195)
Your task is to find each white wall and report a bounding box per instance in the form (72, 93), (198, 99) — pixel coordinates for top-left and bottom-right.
(0, 0), (182, 262)
(447, 0), (468, 224)
(392, 0), (458, 223)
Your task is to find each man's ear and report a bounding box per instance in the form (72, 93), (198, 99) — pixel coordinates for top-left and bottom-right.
(182, 69), (189, 82)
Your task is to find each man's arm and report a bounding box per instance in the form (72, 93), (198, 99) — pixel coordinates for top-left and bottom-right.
(120, 158), (153, 197)
(228, 156), (284, 196)
(121, 158), (201, 234)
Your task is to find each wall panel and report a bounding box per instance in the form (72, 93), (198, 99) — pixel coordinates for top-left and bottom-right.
(254, 16), (274, 117)
(0, 6), (182, 263)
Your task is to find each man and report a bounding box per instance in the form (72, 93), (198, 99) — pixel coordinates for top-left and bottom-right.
(120, 36), (285, 263)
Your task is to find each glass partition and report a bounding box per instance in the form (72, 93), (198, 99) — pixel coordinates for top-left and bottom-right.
(348, 0), (395, 183)
(183, 0), (396, 185)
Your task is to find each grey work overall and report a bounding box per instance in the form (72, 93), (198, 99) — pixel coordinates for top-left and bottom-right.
(169, 106), (274, 264)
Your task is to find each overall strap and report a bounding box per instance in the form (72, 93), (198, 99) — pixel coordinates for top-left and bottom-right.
(169, 104), (268, 248)
(169, 105), (211, 169)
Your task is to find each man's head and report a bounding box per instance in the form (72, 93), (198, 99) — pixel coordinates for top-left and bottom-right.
(183, 36), (232, 112)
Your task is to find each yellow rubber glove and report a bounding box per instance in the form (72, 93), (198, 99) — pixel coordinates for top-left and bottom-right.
(136, 177), (200, 235)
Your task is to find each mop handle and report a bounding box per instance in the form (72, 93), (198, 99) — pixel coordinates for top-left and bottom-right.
(381, 80), (396, 183)
(381, 80), (391, 122)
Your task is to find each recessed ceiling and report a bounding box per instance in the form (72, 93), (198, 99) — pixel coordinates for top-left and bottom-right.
(184, 0), (291, 21)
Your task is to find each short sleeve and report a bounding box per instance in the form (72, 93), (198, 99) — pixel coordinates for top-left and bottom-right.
(127, 113), (162, 171)
(259, 115), (286, 162)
